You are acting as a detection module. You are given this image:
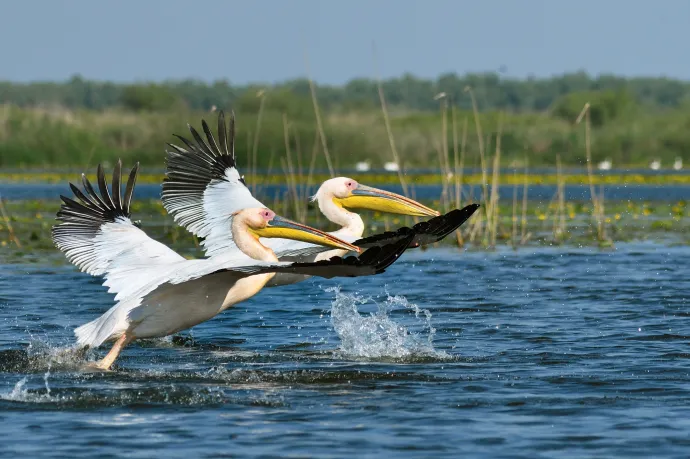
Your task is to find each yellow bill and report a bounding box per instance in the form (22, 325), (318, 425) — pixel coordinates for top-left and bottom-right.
(252, 215), (361, 253)
(334, 185), (439, 217)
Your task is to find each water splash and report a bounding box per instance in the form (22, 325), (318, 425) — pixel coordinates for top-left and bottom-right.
(4, 377), (29, 401)
(0, 338), (95, 374)
(43, 365), (51, 396)
(25, 338), (94, 370)
(1, 376), (54, 403)
(326, 286), (449, 360)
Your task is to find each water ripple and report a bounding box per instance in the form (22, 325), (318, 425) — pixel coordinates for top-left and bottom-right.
(1, 243), (689, 457)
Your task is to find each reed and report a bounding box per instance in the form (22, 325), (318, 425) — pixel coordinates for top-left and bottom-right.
(281, 114), (304, 221)
(464, 87), (488, 244)
(297, 131), (319, 218)
(374, 56), (409, 199)
(435, 140), (450, 212)
(303, 130), (320, 208)
(433, 96), (455, 217)
(465, 88), (489, 204)
(511, 166), (518, 249)
(487, 115), (503, 248)
(260, 149), (276, 191)
(598, 183), (613, 247)
(0, 195), (22, 248)
(245, 129), (252, 184)
(575, 103), (609, 244)
(437, 95), (451, 213)
(452, 108), (467, 247)
(250, 91), (267, 194)
(372, 46), (418, 231)
(553, 153), (567, 243)
(520, 157), (531, 245)
(294, 128), (305, 203)
(304, 55), (335, 177)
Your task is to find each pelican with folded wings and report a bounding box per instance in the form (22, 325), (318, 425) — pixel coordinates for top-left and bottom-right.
(52, 162), (412, 370)
(162, 111), (479, 287)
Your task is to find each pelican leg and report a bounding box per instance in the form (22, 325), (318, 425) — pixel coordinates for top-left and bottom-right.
(93, 333), (134, 370)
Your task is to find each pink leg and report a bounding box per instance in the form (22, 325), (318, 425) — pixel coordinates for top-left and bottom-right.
(92, 333), (134, 370)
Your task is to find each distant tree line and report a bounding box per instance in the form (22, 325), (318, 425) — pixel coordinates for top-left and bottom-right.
(1, 72), (690, 114)
(1, 72), (689, 169)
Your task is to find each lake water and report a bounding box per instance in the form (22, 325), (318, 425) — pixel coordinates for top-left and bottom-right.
(1, 244), (688, 457)
(2, 182), (689, 203)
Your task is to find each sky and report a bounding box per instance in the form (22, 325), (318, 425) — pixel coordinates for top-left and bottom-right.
(2, 0), (689, 84)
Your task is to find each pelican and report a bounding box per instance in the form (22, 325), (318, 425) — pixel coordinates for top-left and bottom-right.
(52, 161), (412, 370)
(162, 111), (479, 287)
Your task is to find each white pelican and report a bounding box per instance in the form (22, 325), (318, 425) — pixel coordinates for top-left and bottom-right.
(161, 111), (479, 287)
(52, 161), (412, 370)
(597, 159), (612, 171)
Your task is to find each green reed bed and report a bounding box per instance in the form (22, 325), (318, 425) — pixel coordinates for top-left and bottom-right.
(2, 170), (690, 187)
(1, 197), (687, 264)
(2, 103), (690, 171)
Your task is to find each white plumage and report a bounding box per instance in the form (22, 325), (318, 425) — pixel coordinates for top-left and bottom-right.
(53, 160), (410, 370)
(161, 112), (441, 288)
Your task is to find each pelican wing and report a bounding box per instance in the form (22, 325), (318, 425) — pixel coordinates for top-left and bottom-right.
(52, 161), (201, 302)
(119, 236), (410, 346)
(267, 205), (481, 261)
(56, 162), (256, 347)
(353, 204), (480, 249)
(214, 233), (413, 279)
(162, 111), (264, 257)
(162, 111), (349, 260)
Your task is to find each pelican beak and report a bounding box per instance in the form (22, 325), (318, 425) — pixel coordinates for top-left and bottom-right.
(253, 215), (361, 253)
(336, 185), (440, 217)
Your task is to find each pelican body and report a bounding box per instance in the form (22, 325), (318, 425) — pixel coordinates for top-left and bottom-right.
(264, 177), (438, 286)
(53, 162), (412, 370)
(162, 111), (441, 289)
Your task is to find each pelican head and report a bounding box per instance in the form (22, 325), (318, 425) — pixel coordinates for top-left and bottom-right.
(237, 208), (361, 253)
(315, 177), (439, 217)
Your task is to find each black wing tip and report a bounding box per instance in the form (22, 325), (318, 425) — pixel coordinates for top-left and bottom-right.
(238, 232), (412, 279)
(54, 161), (139, 229)
(354, 203), (481, 250)
(447, 203), (481, 218)
(164, 111), (240, 193)
(175, 112), (233, 158)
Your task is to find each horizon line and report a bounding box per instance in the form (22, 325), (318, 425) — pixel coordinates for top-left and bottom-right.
(3, 69), (690, 86)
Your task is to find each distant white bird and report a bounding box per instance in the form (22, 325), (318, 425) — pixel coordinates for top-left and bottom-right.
(673, 157), (683, 171)
(597, 159), (612, 171)
(650, 159), (661, 171)
(355, 161), (371, 172)
(161, 112), (476, 289)
(53, 162), (410, 370)
(383, 161), (400, 172)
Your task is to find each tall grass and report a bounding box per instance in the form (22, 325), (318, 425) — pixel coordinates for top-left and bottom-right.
(3, 102), (689, 170)
(0, 195), (21, 248)
(575, 103), (611, 246)
(250, 91), (266, 194)
(452, 108), (467, 247)
(520, 158), (531, 245)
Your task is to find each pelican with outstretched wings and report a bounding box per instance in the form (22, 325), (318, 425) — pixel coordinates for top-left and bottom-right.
(52, 162), (412, 370)
(162, 111), (479, 287)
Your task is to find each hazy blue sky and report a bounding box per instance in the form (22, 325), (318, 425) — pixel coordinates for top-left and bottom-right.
(2, 0), (688, 84)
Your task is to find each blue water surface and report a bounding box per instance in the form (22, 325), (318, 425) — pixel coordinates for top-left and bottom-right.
(0, 244), (688, 458)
